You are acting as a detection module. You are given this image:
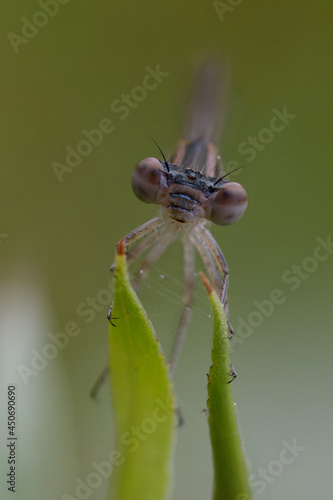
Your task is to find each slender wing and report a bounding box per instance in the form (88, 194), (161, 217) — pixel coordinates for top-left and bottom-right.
(172, 58), (229, 177)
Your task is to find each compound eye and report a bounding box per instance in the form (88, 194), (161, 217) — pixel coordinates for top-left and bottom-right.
(211, 182), (248, 226)
(131, 157), (163, 204)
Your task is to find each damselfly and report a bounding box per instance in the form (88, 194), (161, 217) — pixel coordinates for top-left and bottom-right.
(91, 60), (247, 398)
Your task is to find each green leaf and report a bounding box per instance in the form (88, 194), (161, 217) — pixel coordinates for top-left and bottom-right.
(201, 273), (251, 500)
(107, 241), (176, 500)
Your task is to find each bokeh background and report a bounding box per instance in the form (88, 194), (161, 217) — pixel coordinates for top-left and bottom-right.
(1, 1), (333, 499)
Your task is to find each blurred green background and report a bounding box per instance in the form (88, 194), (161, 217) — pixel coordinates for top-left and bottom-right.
(1, 1), (333, 499)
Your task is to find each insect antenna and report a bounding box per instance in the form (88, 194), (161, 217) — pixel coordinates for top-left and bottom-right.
(213, 164), (249, 186)
(151, 137), (170, 172)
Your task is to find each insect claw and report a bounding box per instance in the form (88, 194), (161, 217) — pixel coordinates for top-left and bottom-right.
(227, 320), (235, 339)
(227, 363), (237, 383)
(107, 303), (118, 326)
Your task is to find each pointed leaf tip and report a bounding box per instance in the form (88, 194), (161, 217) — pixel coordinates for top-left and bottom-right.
(200, 272), (213, 294)
(117, 238), (125, 255)
(108, 244), (175, 500)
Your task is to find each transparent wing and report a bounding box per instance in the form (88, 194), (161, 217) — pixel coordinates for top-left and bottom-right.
(172, 58), (230, 177)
